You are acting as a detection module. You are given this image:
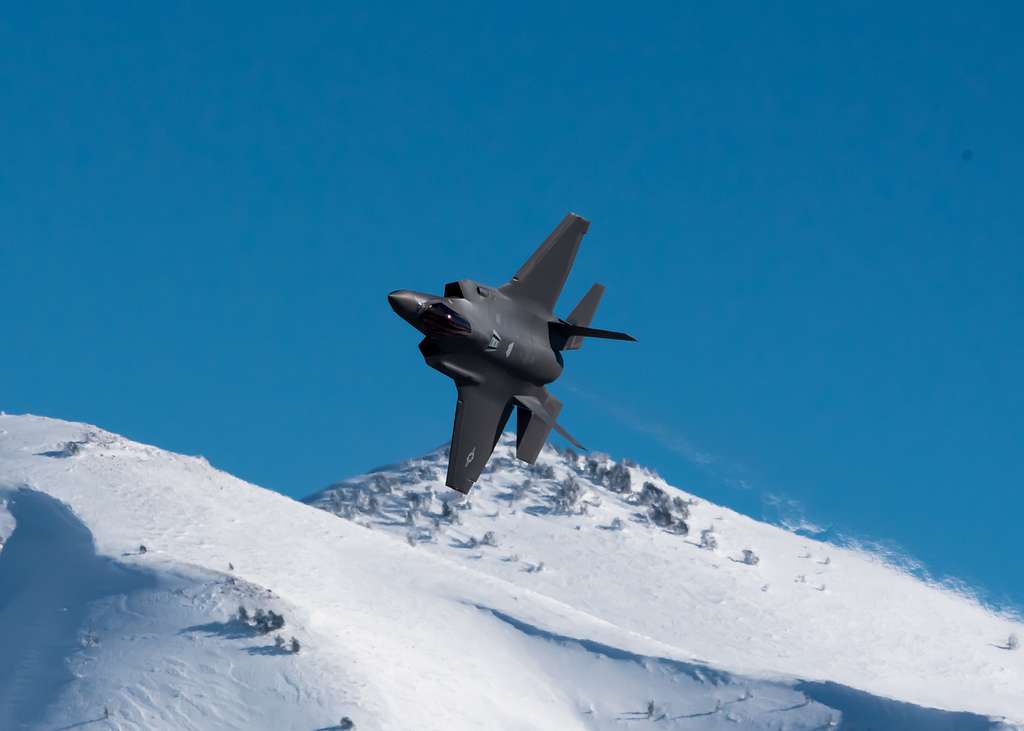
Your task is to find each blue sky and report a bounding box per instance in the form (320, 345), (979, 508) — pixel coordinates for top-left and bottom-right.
(2, 5), (1021, 610)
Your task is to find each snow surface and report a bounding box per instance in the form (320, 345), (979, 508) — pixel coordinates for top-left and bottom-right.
(0, 413), (1021, 730)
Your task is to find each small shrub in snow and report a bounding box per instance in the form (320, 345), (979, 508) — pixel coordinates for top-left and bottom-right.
(371, 474), (393, 494)
(481, 531), (498, 547)
(406, 531), (418, 547)
(638, 482), (665, 505)
(699, 527), (718, 550)
(404, 465), (437, 484)
(552, 476), (584, 514)
(609, 517), (624, 531)
(648, 501), (672, 527)
(646, 490), (689, 535)
(666, 518), (689, 535)
(441, 501), (461, 525)
(61, 440), (84, 457)
(274, 634), (286, 650)
(290, 636), (301, 653)
(741, 549), (760, 566)
(237, 605), (249, 623)
(1008, 634), (1020, 650)
(338, 717), (355, 730)
(671, 496), (691, 519)
(530, 463), (555, 480)
(248, 609), (285, 634)
(355, 491), (378, 514)
(404, 510), (415, 527)
(605, 463), (632, 493)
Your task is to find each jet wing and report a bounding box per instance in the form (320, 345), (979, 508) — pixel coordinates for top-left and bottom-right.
(446, 384), (514, 493)
(500, 213), (589, 313)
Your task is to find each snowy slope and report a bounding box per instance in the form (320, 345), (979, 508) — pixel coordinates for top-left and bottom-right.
(307, 437), (1024, 724)
(0, 414), (1020, 730)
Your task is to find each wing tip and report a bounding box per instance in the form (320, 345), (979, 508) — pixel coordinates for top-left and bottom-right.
(444, 467), (473, 494)
(566, 211), (591, 231)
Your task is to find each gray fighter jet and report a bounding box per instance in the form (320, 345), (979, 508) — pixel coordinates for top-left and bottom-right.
(388, 213), (635, 493)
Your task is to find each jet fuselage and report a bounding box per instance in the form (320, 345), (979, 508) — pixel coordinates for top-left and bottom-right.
(387, 280), (564, 388)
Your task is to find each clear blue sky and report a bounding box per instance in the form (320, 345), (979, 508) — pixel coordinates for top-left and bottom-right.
(3, 5), (1021, 610)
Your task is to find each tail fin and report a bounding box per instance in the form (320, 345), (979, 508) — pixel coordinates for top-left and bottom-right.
(500, 213), (589, 313)
(564, 283), (605, 350)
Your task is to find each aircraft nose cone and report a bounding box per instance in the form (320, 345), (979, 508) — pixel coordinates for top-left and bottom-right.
(388, 290), (422, 321)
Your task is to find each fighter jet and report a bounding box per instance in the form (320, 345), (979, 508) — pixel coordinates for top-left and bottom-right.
(388, 213), (635, 493)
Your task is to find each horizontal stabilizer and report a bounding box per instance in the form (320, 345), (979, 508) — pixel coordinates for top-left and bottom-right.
(513, 393), (586, 455)
(550, 321), (636, 348)
(514, 393), (561, 464)
(552, 421), (585, 451)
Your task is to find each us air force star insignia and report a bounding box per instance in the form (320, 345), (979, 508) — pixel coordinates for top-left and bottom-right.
(465, 446), (476, 467)
(505, 341), (515, 358)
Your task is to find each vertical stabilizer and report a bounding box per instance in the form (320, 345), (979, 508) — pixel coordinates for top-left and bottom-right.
(564, 283), (605, 350)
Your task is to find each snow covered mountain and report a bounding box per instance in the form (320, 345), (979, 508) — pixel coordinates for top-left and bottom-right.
(1, 414), (1021, 730)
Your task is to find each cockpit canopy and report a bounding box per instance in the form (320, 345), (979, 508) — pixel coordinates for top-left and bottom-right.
(444, 279), (493, 300)
(421, 301), (472, 336)
(443, 281), (466, 298)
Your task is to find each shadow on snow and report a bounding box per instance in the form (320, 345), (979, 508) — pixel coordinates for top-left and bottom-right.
(0, 487), (157, 729)
(475, 605), (999, 730)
